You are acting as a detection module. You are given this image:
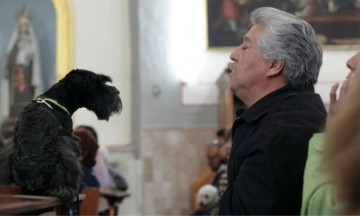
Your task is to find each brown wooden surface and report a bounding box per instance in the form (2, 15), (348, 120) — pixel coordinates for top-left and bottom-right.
(0, 185), (22, 195)
(99, 188), (130, 216)
(0, 193), (85, 215)
(80, 187), (100, 216)
(0, 194), (61, 215)
(100, 188), (129, 205)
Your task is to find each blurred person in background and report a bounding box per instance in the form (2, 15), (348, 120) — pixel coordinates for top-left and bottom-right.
(76, 125), (128, 191)
(74, 127), (100, 189)
(324, 58), (360, 215)
(301, 51), (360, 215)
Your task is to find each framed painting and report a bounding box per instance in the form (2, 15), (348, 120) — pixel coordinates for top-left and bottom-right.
(0, 0), (72, 139)
(207, 0), (360, 49)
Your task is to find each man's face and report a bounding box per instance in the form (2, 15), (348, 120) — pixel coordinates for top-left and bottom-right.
(327, 51), (360, 116)
(219, 139), (232, 163)
(228, 24), (270, 105)
(346, 52), (360, 79)
(217, 136), (226, 146)
(207, 145), (221, 172)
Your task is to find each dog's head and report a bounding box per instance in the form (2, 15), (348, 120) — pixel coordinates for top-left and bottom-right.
(197, 184), (219, 210)
(49, 69), (122, 120)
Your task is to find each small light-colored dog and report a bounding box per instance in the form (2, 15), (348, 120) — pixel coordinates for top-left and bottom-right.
(197, 184), (219, 211)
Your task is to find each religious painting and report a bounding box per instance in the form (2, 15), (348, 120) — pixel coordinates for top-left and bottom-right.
(207, 0), (360, 48)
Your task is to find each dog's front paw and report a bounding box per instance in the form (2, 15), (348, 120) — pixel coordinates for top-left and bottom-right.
(70, 135), (81, 157)
(71, 134), (81, 143)
(57, 126), (64, 135)
(48, 185), (77, 204)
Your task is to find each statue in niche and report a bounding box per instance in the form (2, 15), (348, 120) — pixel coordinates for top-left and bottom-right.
(1, 8), (42, 138)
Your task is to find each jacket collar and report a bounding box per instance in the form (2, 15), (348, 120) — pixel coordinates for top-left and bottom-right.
(236, 85), (315, 123)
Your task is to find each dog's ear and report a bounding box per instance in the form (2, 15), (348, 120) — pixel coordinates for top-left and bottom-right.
(99, 74), (112, 83)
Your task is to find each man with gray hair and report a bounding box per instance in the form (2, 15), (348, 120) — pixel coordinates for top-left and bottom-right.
(219, 7), (327, 215)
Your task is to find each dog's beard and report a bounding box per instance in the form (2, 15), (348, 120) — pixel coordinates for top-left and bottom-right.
(94, 86), (122, 120)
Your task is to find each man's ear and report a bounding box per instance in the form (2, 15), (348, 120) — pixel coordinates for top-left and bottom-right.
(267, 59), (284, 77)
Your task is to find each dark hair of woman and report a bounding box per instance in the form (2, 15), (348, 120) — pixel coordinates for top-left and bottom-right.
(74, 128), (99, 167)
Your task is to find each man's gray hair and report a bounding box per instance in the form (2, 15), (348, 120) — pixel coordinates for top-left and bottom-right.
(250, 7), (323, 88)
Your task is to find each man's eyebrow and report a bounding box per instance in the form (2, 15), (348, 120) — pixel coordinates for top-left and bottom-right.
(243, 36), (251, 43)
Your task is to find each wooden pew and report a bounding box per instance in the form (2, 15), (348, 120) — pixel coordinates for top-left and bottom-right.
(99, 188), (130, 216)
(0, 193), (85, 215)
(0, 194), (62, 215)
(80, 187), (100, 215)
(0, 185), (85, 215)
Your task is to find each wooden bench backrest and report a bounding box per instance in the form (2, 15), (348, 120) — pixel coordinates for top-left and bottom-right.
(80, 187), (100, 216)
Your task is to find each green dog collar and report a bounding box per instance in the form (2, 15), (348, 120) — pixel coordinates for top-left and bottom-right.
(44, 98), (70, 116)
(33, 98), (70, 116)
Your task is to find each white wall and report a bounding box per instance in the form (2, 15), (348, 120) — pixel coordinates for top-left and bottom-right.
(320, 50), (358, 82)
(69, 1), (142, 215)
(71, 0), (132, 147)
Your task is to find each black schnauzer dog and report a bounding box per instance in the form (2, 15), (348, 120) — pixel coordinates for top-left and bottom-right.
(0, 69), (122, 204)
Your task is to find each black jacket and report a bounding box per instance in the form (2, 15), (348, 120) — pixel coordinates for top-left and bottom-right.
(219, 85), (327, 215)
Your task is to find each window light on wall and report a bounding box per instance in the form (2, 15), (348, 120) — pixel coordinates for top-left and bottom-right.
(170, 0), (206, 84)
